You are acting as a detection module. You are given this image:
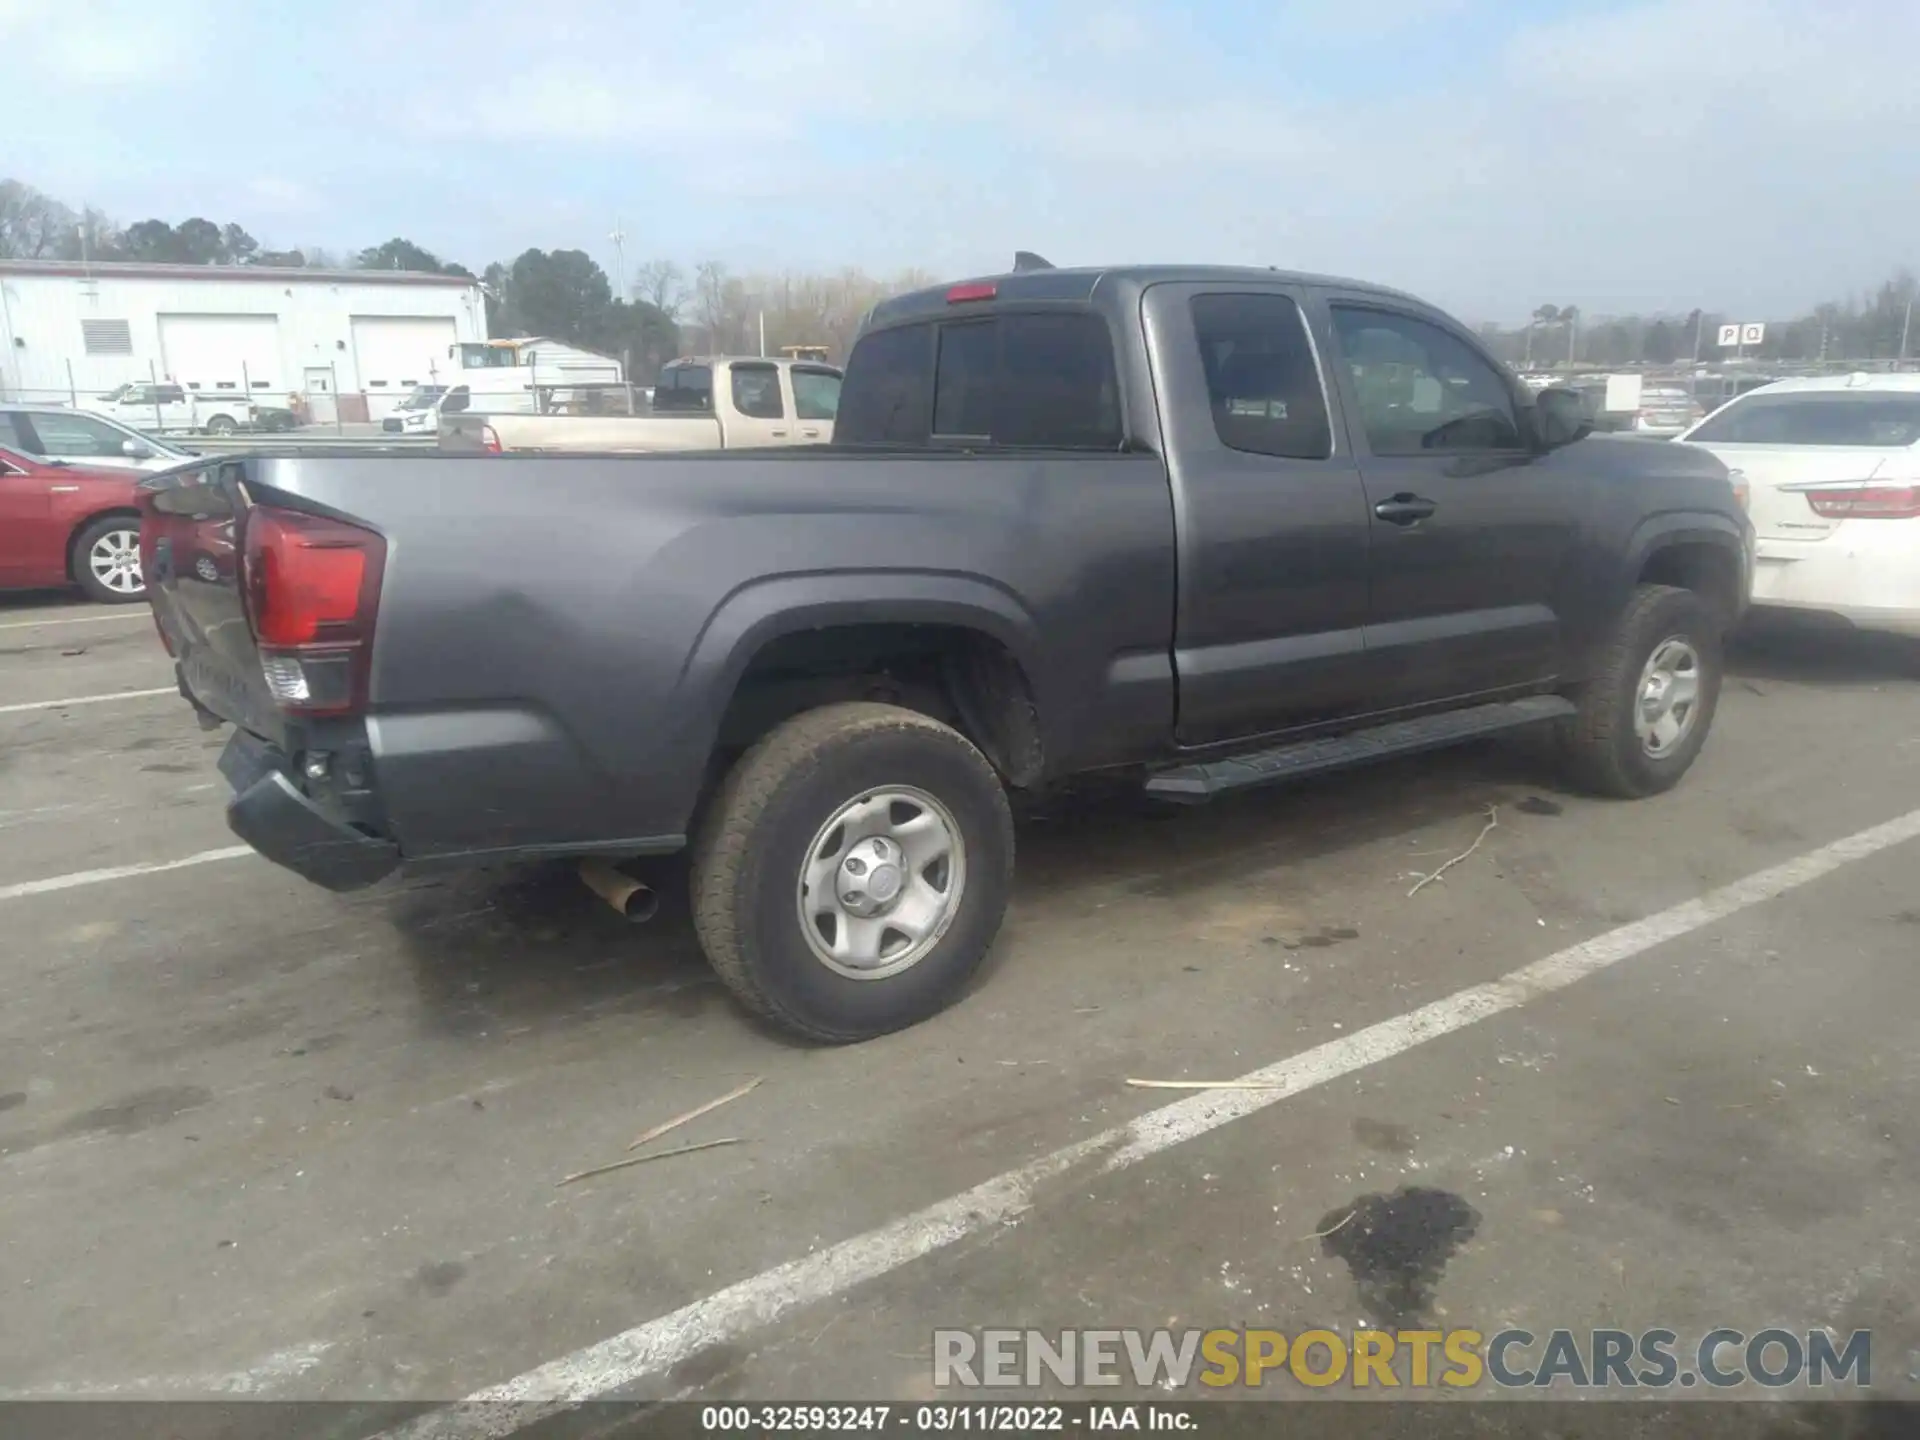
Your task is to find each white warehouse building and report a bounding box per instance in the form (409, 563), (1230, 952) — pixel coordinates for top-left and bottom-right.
(0, 259), (489, 423)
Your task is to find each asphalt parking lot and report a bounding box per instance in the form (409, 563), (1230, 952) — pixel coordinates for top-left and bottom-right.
(4, 589), (1919, 1429)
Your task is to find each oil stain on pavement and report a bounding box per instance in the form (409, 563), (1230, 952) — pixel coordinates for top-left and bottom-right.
(1318, 1186), (1480, 1327)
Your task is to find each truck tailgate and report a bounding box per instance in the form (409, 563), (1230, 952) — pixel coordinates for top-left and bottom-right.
(137, 461), (289, 750)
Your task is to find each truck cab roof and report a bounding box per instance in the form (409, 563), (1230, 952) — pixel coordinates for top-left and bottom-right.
(866, 264), (1426, 331)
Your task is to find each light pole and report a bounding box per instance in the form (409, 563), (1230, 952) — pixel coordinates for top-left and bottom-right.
(1901, 292), (1914, 366)
(610, 223), (627, 303)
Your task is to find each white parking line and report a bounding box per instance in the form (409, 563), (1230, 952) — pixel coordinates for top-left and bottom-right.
(0, 846), (252, 903)
(0, 611), (151, 631)
(385, 802), (1920, 1439)
(0, 687), (175, 716)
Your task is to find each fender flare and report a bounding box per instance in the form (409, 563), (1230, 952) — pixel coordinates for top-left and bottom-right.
(672, 568), (1051, 747)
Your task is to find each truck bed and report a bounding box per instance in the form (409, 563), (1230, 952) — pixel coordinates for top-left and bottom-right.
(142, 448), (1178, 871)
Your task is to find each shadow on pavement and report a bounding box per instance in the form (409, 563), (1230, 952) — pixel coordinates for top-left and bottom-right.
(1729, 617), (1917, 686)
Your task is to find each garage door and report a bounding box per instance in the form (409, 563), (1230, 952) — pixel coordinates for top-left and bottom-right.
(350, 317), (458, 417)
(157, 314), (284, 401)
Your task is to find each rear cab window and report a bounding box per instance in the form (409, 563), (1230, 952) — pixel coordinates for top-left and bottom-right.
(655, 364), (715, 414)
(1687, 392), (1920, 447)
(837, 310), (1121, 449)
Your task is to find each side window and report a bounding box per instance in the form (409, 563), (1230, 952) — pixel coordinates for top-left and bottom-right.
(441, 386), (470, 414)
(836, 324), (934, 445)
(1190, 293), (1332, 461)
(159, 385), (187, 403)
(1330, 306), (1522, 454)
(26, 412), (127, 458)
(791, 367), (842, 421)
(0, 413), (26, 451)
(729, 363), (785, 420)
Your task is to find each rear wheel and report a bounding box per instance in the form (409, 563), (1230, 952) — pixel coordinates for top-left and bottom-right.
(73, 516), (146, 604)
(691, 702), (1015, 1043)
(1560, 583), (1723, 797)
(204, 415), (238, 436)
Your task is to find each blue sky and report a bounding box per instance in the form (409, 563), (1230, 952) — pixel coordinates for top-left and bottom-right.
(6, 0), (1916, 322)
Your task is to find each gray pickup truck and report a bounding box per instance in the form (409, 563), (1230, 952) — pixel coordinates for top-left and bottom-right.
(139, 259), (1752, 1042)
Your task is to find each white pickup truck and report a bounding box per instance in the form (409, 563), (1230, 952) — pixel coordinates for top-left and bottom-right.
(439, 356), (841, 453)
(85, 382), (256, 436)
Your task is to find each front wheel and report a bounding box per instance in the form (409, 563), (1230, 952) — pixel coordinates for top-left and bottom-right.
(691, 702), (1015, 1043)
(1559, 583), (1724, 797)
(73, 515), (146, 604)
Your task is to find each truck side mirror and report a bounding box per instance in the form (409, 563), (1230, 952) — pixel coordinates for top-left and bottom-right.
(1533, 387), (1592, 450)
(122, 439), (154, 459)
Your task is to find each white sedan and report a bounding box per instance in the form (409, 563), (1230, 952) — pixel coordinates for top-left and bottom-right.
(1678, 374), (1920, 641)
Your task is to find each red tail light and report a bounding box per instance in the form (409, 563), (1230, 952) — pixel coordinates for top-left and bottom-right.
(480, 423), (501, 453)
(242, 506), (385, 715)
(1802, 485), (1920, 520)
(946, 282), (997, 304)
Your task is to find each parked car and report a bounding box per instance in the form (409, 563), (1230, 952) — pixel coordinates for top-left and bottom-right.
(0, 443), (148, 602)
(84, 382), (255, 436)
(1678, 373), (1920, 641)
(141, 259), (1751, 1042)
(383, 385), (448, 434)
(1632, 385), (1707, 438)
(251, 403), (299, 433)
(439, 357), (841, 453)
(0, 403), (194, 473)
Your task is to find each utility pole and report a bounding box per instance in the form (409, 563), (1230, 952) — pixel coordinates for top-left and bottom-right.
(610, 222), (627, 303)
(1901, 292), (1914, 366)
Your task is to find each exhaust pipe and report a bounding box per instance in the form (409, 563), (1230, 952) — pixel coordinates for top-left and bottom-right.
(578, 859), (659, 923)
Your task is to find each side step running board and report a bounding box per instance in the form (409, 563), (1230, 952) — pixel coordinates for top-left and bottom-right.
(1144, 695), (1577, 803)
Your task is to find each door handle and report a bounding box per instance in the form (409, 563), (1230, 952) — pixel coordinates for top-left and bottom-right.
(1373, 493), (1437, 525)
(800, 428), (820, 438)
(771, 429), (788, 437)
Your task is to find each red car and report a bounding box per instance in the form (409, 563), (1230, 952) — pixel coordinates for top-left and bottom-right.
(0, 444), (147, 603)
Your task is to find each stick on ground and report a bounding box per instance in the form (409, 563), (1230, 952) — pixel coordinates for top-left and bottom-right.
(1408, 805), (1500, 897)
(559, 1136), (741, 1187)
(628, 1076), (762, 1151)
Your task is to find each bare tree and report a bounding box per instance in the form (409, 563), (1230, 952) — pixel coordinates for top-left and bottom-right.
(634, 259), (687, 319)
(0, 179), (76, 260)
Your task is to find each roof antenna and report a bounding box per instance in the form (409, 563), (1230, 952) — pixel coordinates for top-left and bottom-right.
(1012, 251), (1054, 272)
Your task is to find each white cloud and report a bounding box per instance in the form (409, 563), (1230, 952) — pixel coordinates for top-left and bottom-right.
(245, 177), (320, 215)
(5, 0), (202, 80)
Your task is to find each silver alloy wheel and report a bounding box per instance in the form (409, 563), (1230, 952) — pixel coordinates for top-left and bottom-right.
(88, 528), (145, 596)
(796, 786), (967, 980)
(1634, 636), (1701, 757)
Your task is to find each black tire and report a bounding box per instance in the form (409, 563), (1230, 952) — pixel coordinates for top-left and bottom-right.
(1559, 583), (1723, 798)
(690, 702), (1015, 1043)
(204, 415), (237, 436)
(71, 515), (147, 604)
